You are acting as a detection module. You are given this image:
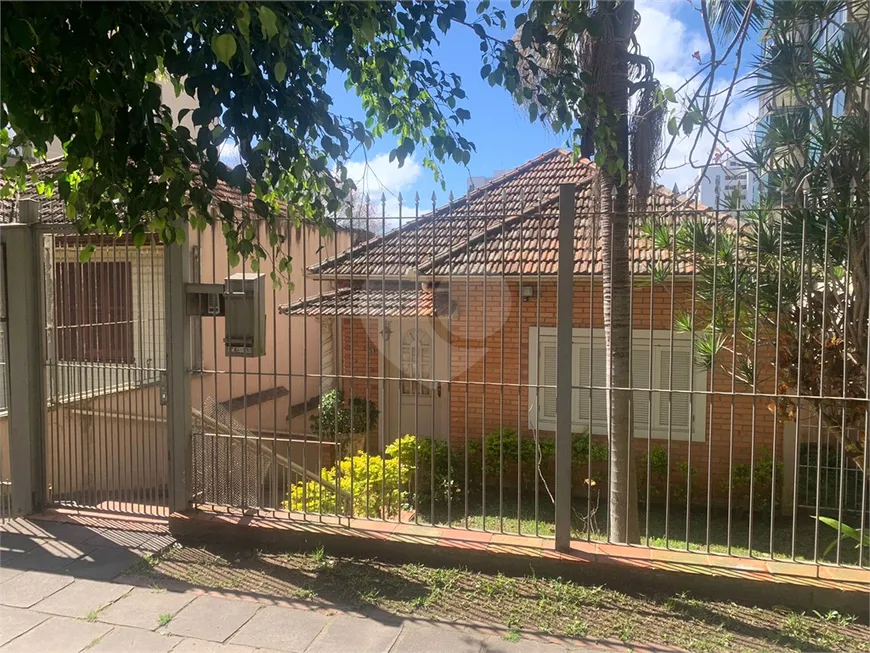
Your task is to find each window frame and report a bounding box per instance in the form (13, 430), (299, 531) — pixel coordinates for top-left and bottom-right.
(528, 326), (707, 442)
(55, 260), (135, 365)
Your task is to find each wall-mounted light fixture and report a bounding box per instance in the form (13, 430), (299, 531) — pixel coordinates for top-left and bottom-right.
(521, 284), (535, 302)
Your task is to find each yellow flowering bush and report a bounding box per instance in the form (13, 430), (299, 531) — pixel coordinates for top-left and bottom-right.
(284, 435), (417, 518)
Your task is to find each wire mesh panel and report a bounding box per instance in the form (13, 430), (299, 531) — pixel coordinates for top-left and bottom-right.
(40, 231), (168, 516)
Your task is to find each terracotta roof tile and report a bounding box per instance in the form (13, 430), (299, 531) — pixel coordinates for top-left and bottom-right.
(279, 287), (437, 318)
(312, 149), (710, 277)
(0, 158), (282, 225)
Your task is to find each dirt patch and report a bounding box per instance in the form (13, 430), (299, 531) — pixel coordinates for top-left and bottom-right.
(132, 542), (869, 652)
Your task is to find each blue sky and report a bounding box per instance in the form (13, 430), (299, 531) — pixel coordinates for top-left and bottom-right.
(330, 0), (761, 214)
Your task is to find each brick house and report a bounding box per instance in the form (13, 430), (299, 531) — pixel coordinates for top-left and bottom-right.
(282, 149), (789, 503)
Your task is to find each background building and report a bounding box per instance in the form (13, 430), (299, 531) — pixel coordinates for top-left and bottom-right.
(696, 156), (759, 209)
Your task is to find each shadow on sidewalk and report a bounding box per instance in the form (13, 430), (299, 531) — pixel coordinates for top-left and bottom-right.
(0, 516), (171, 582)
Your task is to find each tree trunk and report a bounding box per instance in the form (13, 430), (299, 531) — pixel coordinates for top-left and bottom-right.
(600, 0), (640, 544)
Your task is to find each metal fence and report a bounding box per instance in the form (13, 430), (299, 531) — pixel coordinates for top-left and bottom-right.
(184, 176), (867, 570)
(1, 173), (866, 569)
(0, 240), (9, 518)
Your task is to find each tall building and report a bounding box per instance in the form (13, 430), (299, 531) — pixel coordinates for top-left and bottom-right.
(467, 170), (507, 192)
(696, 156), (759, 209)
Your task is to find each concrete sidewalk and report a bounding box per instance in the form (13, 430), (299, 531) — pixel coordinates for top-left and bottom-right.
(0, 518), (630, 653)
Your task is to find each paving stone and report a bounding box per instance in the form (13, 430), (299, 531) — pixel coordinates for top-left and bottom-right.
(478, 636), (571, 653)
(0, 605), (50, 647)
(2, 540), (95, 572)
(169, 638), (255, 653)
(165, 595), (260, 642)
(0, 565), (24, 584)
(6, 521), (99, 545)
(98, 587), (196, 630)
(87, 624), (177, 653)
(0, 570), (74, 608)
(0, 615), (111, 653)
(62, 544), (143, 580)
(0, 533), (41, 557)
(229, 604), (328, 652)
(308, 613), (402, 653)
(31, 579), (133, 618)
(136, 533), (176, 553)
(81, 529), (166, 550)
(391, 622), (484, 653)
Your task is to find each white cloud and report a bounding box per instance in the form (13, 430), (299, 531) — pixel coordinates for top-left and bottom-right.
(344, 153), (423, 229)
(634, 0), (758, 194)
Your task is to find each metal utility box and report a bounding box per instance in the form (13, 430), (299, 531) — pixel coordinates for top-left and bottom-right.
(224, 272), (266, 357)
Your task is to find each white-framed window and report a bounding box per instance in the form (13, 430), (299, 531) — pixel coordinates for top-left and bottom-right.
(528, 327), (707, 441)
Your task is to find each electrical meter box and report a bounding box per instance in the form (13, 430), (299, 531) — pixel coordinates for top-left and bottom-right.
(224, 272), (266, 357)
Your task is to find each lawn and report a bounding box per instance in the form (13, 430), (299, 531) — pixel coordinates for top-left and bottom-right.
(131, 542), (870, 653)
(408, 496), (867, 567)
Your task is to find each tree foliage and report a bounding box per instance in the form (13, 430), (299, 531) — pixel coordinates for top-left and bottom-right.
(1, 1), (480, 267)
(1, 1), (641, 271)
(653, 0), (869, 470)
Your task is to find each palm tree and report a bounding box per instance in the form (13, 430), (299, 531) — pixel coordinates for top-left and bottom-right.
(513, 0), (663, 543)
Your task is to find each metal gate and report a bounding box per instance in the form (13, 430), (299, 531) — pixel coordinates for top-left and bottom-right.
(38, 228), (169, 516)
(0, 200), (172, 518)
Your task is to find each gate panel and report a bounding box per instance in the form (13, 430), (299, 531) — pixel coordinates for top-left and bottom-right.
(41, 231), (168, 516)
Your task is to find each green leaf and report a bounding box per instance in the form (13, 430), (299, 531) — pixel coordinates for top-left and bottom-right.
(132, 230), (147, 248)
(514, 12), (527, 28)
(274, 61), (287, 83)
(682, 117), (693, 136)
(664, 87), (676, 103)
(667, 117), (679, 136)
(237, 3), (251, 40)
(211, 34), (238, 67)
(258, 6), (278, 39)
(78, 244), (95, 262)
(528, 102), (538, 123)
(94, 112), (103, 141)
(480, 64), (491, 79)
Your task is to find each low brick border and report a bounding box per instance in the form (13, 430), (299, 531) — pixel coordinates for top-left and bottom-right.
(169, 507), (870, 619)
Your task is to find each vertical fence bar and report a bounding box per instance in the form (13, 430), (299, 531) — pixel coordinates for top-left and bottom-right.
(555, 183), (575, 552)
(5, 199), (46, 516)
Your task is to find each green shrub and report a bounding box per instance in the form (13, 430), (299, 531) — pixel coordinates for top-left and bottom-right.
(309, 389), (378, 448)
(285, 434), (415, 518)
(414, 429), (607, 507)
(725, 449), (783, 513)
(638, 446), (697, 506)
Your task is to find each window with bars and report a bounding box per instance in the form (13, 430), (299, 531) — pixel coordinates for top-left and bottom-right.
(55, 261), (135, 364)
(529, 327), (706, 441)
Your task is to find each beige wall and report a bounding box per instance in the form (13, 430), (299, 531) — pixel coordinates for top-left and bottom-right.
(193, 220), (353, 435)
(42, 385), (168, 499)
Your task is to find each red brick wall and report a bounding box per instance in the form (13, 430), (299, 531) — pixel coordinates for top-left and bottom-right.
(338, 279), (783, 502)
(339, 316), (380, 406)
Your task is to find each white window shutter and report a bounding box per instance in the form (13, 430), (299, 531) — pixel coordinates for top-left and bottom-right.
(591, 346), (607, 425)
(657, 347), (691, 431)
(631, 348), (651, 427)
(539, 339), (558, 422)
(576, 342), (606, 427)
(576, 344), (591, 422)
